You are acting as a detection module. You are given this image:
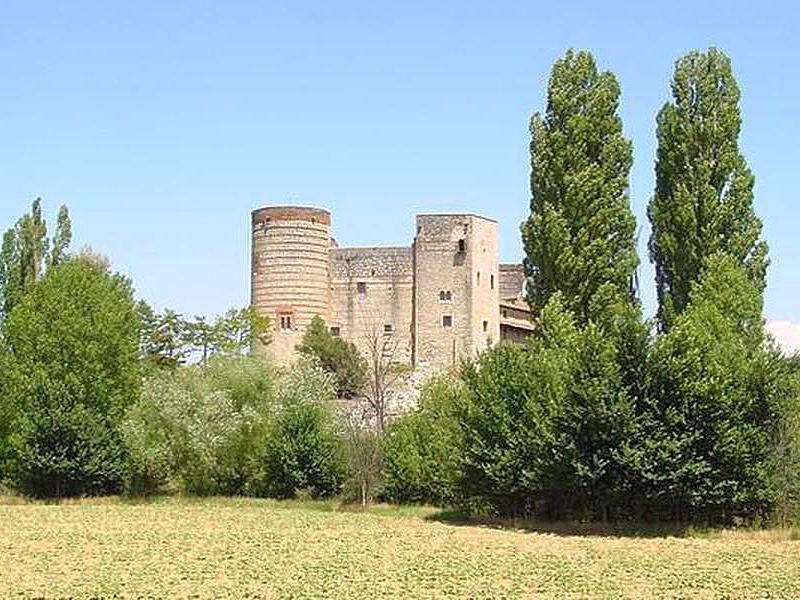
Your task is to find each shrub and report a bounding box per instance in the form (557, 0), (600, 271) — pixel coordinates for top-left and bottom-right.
(248, 359), (345, 498)
(458, 294), (640, 520)
(9, 383), (127, 498)
(297, 316), (367, 398)
(121, 354), (274, 495)
(382, 375), (463, 506)
(636, 255), (780, 522)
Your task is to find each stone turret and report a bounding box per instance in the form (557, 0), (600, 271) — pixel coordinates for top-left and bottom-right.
(251, 206), (331, 366)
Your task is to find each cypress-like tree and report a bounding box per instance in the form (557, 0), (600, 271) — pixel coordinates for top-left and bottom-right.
(649, 48), (768, 330)
(521, 49), (638, 324)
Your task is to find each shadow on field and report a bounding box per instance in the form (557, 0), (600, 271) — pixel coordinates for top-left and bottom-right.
(424, 508), (702, 539)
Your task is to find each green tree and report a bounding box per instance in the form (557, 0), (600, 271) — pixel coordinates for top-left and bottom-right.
(520, 49), (637, 324)
(213, 306), (271, 356)
(297, 315), (367, 398)
(382, 374), (463, 506)
(249, 358), (344, 498)
(121, 354), (275, 495)
(649, 48), (768, 330)
(457, 294), (641, 520)
(458, 342), (543, 516)
(1, 256), (139, 497)
(637, 254), (778, 522)
(0, 199), (71, 327)
(136, 302), (191, 370)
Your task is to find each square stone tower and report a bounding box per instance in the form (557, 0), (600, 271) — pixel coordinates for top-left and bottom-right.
(412, 214), (500, 370)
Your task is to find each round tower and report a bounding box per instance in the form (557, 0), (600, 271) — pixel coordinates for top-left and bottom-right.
(251, 205), (331, 366)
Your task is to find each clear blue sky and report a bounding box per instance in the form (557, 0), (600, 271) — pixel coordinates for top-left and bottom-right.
(1, 1), (797, 329)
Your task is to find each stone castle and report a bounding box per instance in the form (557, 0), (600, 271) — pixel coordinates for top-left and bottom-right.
(250, 205), (533, 370)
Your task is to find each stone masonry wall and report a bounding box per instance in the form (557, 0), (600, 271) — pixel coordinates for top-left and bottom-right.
(251, 206), (331, 367)
(329, 246), (414, 365)
(412, 214), (499, 370)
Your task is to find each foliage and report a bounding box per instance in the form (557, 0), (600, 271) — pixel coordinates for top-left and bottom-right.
(458, 342), (542, 516)
(382, 374), (463, 506)
(8, 383), (126, 498)
(0, 198), (71, 329)
(136, 302), (191, 370)
(297, 315), (367, 398)
(520, 49), (637, 324)
(249, 359), (345, 498)
(341, 409), (385, 508)
(649, 47), (768, 330)
(1, 256), (139, 496)
(121, 354), (275, 495)
(457, 295), (641, 519)
(765, 353), (800, 526)
(634, 255), (779, 522)
(137, 304), (271, 369)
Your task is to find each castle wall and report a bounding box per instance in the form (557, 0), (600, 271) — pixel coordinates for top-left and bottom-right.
(250, 205), (523, 375)
(499, 263), (525, 301)
(251, 206), (331, 366)
(329, 246), (414, 365)
(468, 216), (501, 352)
(412, 214), (499, 370)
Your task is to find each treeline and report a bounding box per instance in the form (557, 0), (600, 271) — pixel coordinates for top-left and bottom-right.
(382, 48), (800, 525)
(0, 202), (352, 500)
(0, 47), (798, 527)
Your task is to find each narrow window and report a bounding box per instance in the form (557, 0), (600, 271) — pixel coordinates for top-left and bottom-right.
(439, 290), (446, 302)
(279, 314), (292, 331)
(457, 239), (466, 253)
(476, 272), (481, 286)
(356, 281), (367, 295)
(330, 326), (341, 337)
(490, 274), (495, 290)
(445, 291), (452, 302)
(483, 320), (489, 332)
(442, 315), (453, 328)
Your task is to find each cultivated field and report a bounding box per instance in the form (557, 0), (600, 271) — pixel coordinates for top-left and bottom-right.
(1, 497), (799, 599)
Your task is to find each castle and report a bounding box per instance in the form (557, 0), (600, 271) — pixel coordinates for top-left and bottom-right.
(250, 205), (534, 370)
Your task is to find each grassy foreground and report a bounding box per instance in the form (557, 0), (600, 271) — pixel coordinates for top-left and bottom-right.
(1, 497), (799, 599)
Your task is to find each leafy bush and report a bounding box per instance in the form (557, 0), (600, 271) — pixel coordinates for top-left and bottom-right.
(248, 359), (345, 498)
(121, 354), (274, 495)
(382, 375), (463, 506)
(458, 294), (642, 520)
(458, 342), (543, 516)
(9, 383), (127, 498)
(297, 316), (367, 398)
(634, 255), (780, 522)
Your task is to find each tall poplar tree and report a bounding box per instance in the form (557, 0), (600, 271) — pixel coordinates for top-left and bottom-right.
(521, 49), (638, 325)
(0, 199), (72, 328)
(649, 48), (768, 330)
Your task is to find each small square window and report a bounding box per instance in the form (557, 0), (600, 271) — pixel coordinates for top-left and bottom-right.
(442, 315), (453, 328)
(279, 314), (292, 331)
(483, 320), (489, 332)
(356, 281), (367, 295)
(330, 326), (341, 337)
(383, 324), (393, 335)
